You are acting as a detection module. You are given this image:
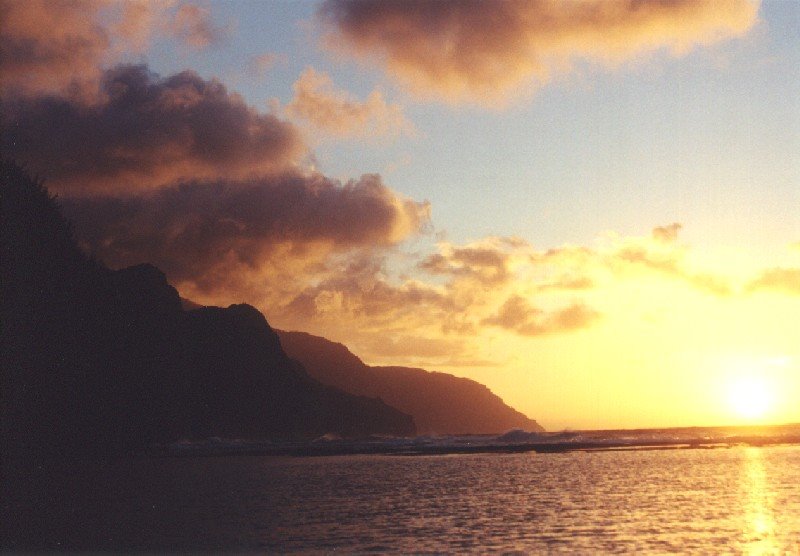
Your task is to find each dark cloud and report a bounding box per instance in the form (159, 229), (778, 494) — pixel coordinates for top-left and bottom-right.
(482, 295), (600, 337)
(63, 173), (429, 294)
(2, 65), (305, 194)
(747, 268), (800, 295)
(319, 0), (758, 103)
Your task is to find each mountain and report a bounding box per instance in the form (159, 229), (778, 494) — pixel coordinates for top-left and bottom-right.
(0, 161), (414, 457)
(277, 331), (544, 435)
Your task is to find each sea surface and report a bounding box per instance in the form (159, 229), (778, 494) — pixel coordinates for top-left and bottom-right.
(4, 427), (800, 552)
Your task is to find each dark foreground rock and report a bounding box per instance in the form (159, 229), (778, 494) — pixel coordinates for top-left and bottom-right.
(0, 161), (414, 458)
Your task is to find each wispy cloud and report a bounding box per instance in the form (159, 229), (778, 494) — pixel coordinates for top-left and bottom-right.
(171, 4), (229, 50)
(610, 224), (732, 296)
(249, 52), (286, 76)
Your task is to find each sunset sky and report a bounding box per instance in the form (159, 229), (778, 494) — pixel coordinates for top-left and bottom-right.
(2, 0), (798, 430)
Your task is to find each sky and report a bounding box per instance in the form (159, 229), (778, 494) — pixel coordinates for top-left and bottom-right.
(2, 0), (799, 430)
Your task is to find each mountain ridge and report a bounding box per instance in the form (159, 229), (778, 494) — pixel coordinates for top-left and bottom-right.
(1, 161), (414, 457)
(277, 330), (544, 435)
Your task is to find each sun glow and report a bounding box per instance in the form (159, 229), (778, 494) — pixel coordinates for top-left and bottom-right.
(726, 376), (775, 421)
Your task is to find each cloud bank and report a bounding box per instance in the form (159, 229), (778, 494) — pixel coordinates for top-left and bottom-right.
(64, 174), (429, 294)
(2, 65), (306, 193)
(319, 0), (759, 103)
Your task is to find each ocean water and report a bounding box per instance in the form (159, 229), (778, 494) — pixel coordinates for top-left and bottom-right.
(5, 442), (800, 552)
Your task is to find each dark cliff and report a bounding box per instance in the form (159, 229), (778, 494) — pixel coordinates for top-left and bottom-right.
(277, 330), (544, 435)
(0, 162), (414, 457)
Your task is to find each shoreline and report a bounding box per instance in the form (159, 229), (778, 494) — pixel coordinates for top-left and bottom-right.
(147, 432), (800, 459)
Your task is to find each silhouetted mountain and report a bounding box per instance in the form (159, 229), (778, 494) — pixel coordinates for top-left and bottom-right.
(277, 331), (544, 434)
(1, 161), (414, 457)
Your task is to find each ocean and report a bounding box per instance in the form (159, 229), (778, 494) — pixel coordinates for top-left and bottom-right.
(4, 427), (800, 552)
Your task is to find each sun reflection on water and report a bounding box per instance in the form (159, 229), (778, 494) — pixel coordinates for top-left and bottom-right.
(739, 447), (778, 555)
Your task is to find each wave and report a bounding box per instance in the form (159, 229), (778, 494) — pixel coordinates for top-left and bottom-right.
(156, 423), (800, 458)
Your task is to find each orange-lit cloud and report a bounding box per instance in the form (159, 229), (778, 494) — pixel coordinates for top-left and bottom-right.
(274, 236), (604, 361)
(418, 244), (511, 285)
(481, 295), (600, 336)
(3, 65), (306, 193)
(747, 268), (800, 295)
(0, 0), (112, 96)
(319, 0), (759, 103)
(286, 68), (413, 138)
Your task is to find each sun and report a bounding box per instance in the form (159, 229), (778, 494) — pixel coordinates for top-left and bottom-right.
(726, 376), (774, 420)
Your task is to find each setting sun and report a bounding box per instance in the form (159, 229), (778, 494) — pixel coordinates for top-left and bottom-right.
(727, 376), (775, 421)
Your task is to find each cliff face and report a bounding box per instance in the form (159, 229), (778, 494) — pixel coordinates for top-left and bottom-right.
(183, 304), (415, 440)
(277, 331), (544, 435)
(0, 162), (414, 457)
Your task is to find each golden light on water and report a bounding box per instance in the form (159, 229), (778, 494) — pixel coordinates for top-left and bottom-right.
(740, 447), (778, 554)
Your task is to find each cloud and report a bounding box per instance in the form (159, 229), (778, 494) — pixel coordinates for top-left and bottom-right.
(0, 0), (112, 96)
(746, 268), (800, 295)
(110, 1), (172, 54)
(286, 68), (413, 138)
(611, 224), (731, 296)
(171, 4), (228, 50)
(482, 295), (600, 336)
(0, 1), (230, 97)
(283, 258), (451, 325)
(275, 258), (491, 365)
(419, 248), (509, 285)
(2, 65), (306, 194)
(64, 173), (430, 295)
(418, 238), (528, 285)
(278, 234), (605, 353)
(652, 222), (682, 243)
(318, 0), (759, 104)
(250, 53), (286, 76)
(537, 275), (595, 291)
